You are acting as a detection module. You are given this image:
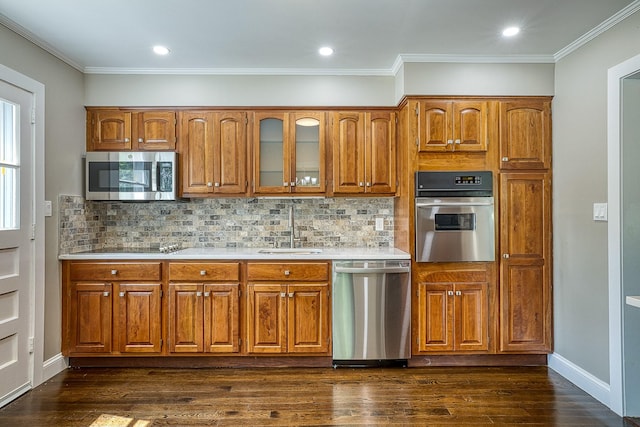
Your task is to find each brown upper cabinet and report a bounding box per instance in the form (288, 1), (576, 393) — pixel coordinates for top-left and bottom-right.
(86, 108), (176, 151)
(178, 111), (248, 197)
(253, 111), (327, 195)
(499, 99), (551, 170)
(417, 100), (488, 152)
(331, 111), (396, 194)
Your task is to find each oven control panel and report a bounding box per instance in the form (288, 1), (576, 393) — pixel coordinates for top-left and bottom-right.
(454, 175), (483, 185)
(415, 171), (493, 197)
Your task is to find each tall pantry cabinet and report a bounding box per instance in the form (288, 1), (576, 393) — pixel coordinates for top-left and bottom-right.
(498, 98), (553, 353)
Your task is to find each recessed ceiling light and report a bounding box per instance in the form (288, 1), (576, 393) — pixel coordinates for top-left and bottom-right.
(502, 26), (520, 37)
(318, 46), (334, 56)
(153, 45), (170, 55)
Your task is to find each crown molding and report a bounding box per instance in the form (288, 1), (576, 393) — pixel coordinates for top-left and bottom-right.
(82, 67), (393, 76)
(554, 0), (640, 61)
(0, 14), (84, 72)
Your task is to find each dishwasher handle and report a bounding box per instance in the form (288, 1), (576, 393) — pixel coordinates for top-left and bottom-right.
(334, 266), (410, 274)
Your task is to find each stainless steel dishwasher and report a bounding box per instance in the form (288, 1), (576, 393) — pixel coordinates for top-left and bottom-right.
(332, 260), (411, 365)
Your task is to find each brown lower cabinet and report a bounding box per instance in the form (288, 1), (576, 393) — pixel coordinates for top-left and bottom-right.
(167, 262), (241, 354)
(63, 262), (163, 355)
(246, 262), (331, 355)
(414, 268), (490, 354)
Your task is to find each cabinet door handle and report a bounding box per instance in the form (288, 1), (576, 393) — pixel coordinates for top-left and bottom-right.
(196, 291), (202, 297)
(284, 270), (290, 276)
(283, 182), (289, 187)
(447, 139), (453, 145)
(103, 291), (110, 297)
(124, 137), (130, 143)
(204, 291), (210, 297)
(200, 270), (207, 276)
(138, 138), (144, 143)
(366, 182), (371, 187)
(207, 182), (213, 187)
(455, 291), (462, 296)
(214, 182), (220, 187)
(502, 157), (509, 162)
(119, 291), (125, 297)
(359, 182), (364, 187)
(288, 292), (294, 298)
(290, 181), (296, 187)
(447, 290), (454, 296)
(280, 292), (286, 298)
(503, 253), (510, 259)
(111, 269), (118, 275)
(454, 139), (461, 145)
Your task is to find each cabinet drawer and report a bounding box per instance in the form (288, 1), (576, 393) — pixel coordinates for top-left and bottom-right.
(169, 262), (240, 281)
(247, 262), (329, 282)
(69, 262), (162, 281)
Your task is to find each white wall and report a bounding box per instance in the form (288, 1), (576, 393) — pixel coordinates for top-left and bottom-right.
(84, 74), (395, 107)
(401, 62), (555, 96)
(0, 24), (85, 360)
(554, 10), (640, 384)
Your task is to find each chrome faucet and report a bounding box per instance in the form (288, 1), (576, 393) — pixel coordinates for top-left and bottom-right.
(288, 205), (300, 248)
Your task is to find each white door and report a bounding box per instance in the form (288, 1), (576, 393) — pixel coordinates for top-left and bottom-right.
(0, 79), (34, 404)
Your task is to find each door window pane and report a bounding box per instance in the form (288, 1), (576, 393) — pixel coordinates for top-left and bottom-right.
(0, 99), (19, 230)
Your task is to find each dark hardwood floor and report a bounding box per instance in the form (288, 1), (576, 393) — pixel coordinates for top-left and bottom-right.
(0, 366), (636, 426)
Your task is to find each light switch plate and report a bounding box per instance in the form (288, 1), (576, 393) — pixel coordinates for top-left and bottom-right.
(44, 200), (52, 217)
(593, 202), (608, 222)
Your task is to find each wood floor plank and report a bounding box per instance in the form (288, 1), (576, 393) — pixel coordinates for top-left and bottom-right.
(0, 366), (629, 426)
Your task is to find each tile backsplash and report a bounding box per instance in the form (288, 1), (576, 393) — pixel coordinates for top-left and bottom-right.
(58, 195), (395, 254)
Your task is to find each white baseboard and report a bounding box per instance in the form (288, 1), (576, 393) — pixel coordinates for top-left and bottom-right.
(41, 353), (67, 384)
(548, 352), (611, 408)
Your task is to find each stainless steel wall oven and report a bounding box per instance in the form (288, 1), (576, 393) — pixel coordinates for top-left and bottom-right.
(415, 171), (495, 262)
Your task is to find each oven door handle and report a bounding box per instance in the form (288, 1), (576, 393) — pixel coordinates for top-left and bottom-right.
(416, 201), (494, 207)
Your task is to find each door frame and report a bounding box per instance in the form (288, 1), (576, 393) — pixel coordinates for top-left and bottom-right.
(607, 52), (640, 416)
(0, 65), (45, 396)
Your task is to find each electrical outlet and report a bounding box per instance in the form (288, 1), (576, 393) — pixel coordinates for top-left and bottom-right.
(375, 218), (384, 231)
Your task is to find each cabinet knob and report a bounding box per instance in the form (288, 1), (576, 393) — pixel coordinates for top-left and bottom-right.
(447, 290), (454, 296)
(366, 182), (371, 187)
(288, 292), (294, 298)
(103, 291), (110, 297)
(207, 182), (213, 187)
(290, 181), (296, 187)
(204, 291), (210, 297)
(111, 269), (118, 275)
(283, 182), (289, 187)
(119, 291), (125, 297)
(447, 139), (453, 145)
(284, 270), (290, 276)
(124, 138), (130, 143)
(503, 253), (510, 259)
(359, 182), (364, 187)
(502, 157), (509, 162)
(454, 139), (461, 145)
(200, 270), (207, 276)
(280, 292), (286, 298)
(455, 291), (462, 296)
(214, 182), (220, 187)
(138, 138), (144, 143)
(196, 291), (203, 297)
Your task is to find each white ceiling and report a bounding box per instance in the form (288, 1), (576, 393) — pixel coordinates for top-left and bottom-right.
(1, 0), (638, 75)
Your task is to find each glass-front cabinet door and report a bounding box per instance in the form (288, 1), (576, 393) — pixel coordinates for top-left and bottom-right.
(292, 112), (325, 194)
(253, 111), (325, 195)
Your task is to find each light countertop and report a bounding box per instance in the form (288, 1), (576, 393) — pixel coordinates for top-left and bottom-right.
(626, 296), (640, 309)
(58, 247), (411, 261)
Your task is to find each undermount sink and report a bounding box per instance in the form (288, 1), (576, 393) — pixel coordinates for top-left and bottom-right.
(257, 248), (323, 255)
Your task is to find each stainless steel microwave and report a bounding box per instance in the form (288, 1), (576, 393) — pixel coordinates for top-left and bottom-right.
(85, 151), (176, 201)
